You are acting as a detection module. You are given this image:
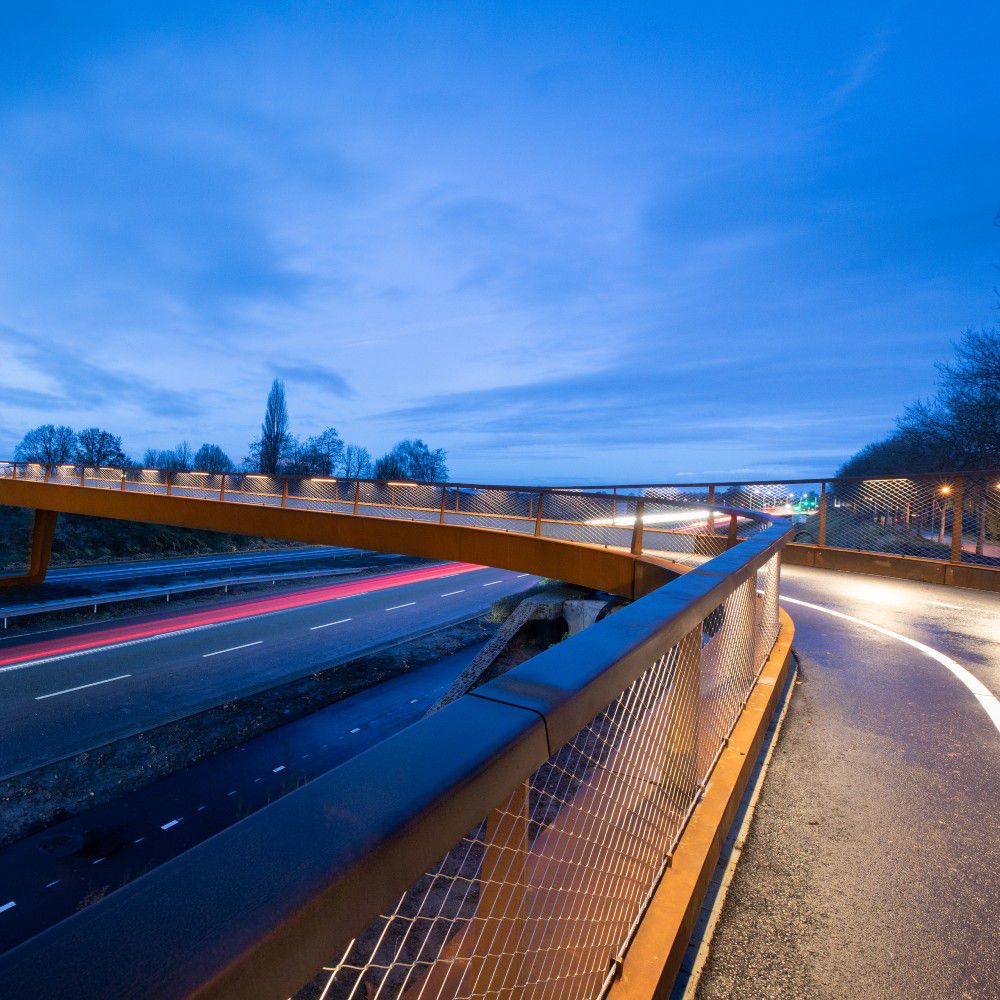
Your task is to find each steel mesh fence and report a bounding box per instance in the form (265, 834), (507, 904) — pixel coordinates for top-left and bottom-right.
(299, 553), (781, 1000)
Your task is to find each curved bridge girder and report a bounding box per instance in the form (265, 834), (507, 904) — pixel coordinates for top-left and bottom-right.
(0, 479), (684, 599)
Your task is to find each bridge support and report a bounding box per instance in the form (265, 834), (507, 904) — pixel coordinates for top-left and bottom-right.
(0, 509), (58, 588)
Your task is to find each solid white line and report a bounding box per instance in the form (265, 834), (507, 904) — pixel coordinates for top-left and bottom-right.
(385, 602), (415, 611)
(928, 600), (964, 610)
(482, 580), (503, 587)
(441, 590), (464, 597)
(516, 574), (530, 578)
(273, 765), (285, 773)
(0, 901), (15, 914)
(202, 640), (262, 658)
(781, 595), (1000, 735)
(35, 673), (132, 700)
(161, 819), (181, 830)
(45, 880), (60, 889)
(310, 618), (352, 630)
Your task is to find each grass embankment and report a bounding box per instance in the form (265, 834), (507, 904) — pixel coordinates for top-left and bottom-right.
(0, 504), (303, 572)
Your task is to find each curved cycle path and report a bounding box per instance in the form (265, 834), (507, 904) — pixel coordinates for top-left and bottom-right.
(693, 566), (1000, 999)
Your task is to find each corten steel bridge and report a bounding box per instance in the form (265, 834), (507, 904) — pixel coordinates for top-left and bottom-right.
(0, 460), (993, 999)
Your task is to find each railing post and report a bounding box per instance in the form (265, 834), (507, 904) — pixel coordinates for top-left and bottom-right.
(44, 465), (51, 484)
(352, 480), (360, 516)
(611, 485), (618, 527)
(120, 469), (126, 491)
(79, 465), (85, 487)
(10, 462), (15, 480)
(534, 491), (545, 537)
(165, 471), (172, 496)
(818, 481), (827, 547)
(630, 497), (645, 555)
(950, 476), (964, 563)
(281, 479), (288, 509)
(706, 484), (715, 535)
(726, 512), (738, 549)
(938, 500), (946, 544)
(219, 473), (226, 501)
(439, 485), (447, 524)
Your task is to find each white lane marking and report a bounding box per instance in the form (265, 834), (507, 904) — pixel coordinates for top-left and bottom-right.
(482, 580), (503, 587)
(0, 901), (15, 913)
(516, 574), (530, 578)
(385, 602), (416, 611)
(272, 765), (285, 773)
(928, 600), (965, 610)
(45, 880), (60, 889)
(227, 790), (237, 796)
(92, 858), (105, 865)
(441, 590), (464, 597)
(35, 673), (132, 700)
(202, 641), (262, 658)
(197, 806), (206, 811)
(134, 837), (145, 844)
(310, 618), (352, 630)
(349, 727), (361, 734)
(409, 698), (418, 704)
(781, 595), (1000, 735)
(161, 819), (181, 830)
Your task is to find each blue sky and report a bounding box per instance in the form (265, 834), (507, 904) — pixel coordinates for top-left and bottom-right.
(1, 2), (996, 483)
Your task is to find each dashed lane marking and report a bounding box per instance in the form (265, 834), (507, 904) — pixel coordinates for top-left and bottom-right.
(203, 641), (262, 658)
(310, 618), (352, 630)
(385, 602), (416, 611)
(35, 674), (132, 700)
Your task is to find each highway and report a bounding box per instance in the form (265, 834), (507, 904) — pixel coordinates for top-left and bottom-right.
(1, 553), (997, 992)
(0, 641), (500, 953)
(0, 561), (536, 777)
(0, 545), (399, 620)
(694, 566), (1000, 1000)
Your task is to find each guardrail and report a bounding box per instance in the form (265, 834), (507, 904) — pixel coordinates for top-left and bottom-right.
(0, 460), (792, 1000)
(0, 564), (368, 627)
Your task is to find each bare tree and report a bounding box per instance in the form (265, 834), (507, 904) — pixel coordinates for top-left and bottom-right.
(193, 443), (234, 473)
(342, 443), (373, 478)
(14, 424), (77, 464)
(76, 427), (126, 467)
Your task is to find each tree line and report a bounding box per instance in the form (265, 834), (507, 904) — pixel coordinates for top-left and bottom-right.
(838, 327), (1000, 477)
(12, 378), (450, 483)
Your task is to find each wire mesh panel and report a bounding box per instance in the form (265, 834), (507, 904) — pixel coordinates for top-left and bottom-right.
(300, 553), (781, 1000)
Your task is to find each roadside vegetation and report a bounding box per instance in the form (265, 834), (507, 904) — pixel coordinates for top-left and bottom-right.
(838, 326), (1000, 476)
(5, 378), (450, 567)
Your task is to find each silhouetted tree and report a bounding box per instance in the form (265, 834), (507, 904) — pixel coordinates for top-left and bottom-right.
(14, 424), (77, 464)
(76, 427), (126, 467)
(193, 443), (234, 473)
(143, 442), (193, 471)
(373, 439), (448, 482)
(253, 379), (291, 474)
(839, 327), (1000, 476)
(342, 443), (373, 478)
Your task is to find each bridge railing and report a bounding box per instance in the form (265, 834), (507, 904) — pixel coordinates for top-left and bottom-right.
(568, 470), (1000, 570)
(4, 461), (997, 569)
(0, 461), (769, 563)
(0, 460), (793, 1000)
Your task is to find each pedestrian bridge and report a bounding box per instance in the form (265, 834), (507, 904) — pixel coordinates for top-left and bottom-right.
(0, 461), (995, 1000)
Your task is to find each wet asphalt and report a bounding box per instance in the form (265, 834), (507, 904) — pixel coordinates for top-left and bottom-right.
(695, 567), (1000, 1000)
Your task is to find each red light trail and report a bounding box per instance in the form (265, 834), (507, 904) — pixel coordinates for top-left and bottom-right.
(0, 562), (482, 669)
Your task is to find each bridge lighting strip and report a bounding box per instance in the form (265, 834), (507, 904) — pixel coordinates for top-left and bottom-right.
(780, 595), (1000, 736)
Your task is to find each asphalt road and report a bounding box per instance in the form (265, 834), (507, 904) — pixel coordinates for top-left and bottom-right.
(0, 641), (497, 953)
(695, 566), (1000, 1000)
(0, 562), (536, 777)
